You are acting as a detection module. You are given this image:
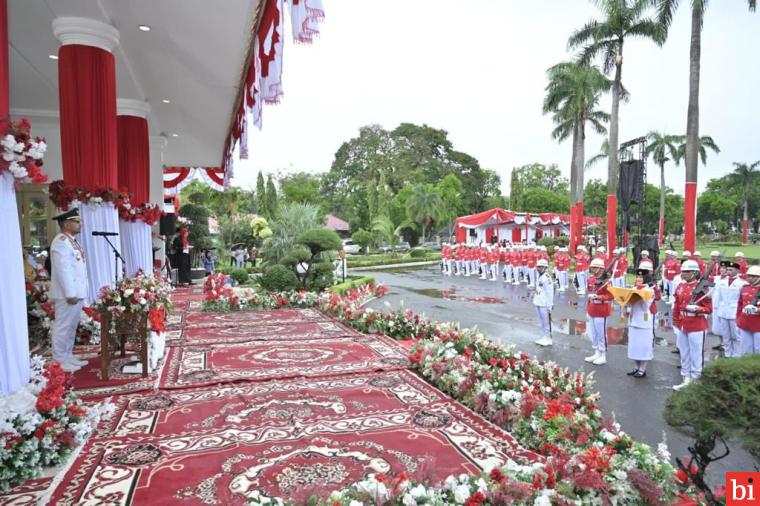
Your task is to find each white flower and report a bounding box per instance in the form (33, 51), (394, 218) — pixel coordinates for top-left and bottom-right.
(453, 483), (471, 503)
(444, 475), (457, 491)
(349, 501), (364, 506)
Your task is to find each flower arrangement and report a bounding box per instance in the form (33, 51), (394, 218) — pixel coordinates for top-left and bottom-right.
(25, 281), (101, 346)
(97, 272), (173, 317)
(0, 118), (48, 184)
(117, 201), (164, 226)
(0, 357), (115, 491)
(48, 180), (130, 211)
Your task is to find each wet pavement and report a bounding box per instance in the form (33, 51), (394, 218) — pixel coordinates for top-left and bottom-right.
(363, 266), (757, 481)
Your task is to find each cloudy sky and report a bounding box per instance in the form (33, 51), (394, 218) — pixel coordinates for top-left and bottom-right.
(232, 0), (759, 196)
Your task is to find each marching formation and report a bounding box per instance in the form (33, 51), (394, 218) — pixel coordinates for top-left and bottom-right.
(440, 242), (760, 390)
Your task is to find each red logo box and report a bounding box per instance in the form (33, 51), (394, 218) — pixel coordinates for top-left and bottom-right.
(727, 473), (760, 505)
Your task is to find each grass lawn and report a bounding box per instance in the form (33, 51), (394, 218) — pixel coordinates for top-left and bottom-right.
(662, 241), (760, 260)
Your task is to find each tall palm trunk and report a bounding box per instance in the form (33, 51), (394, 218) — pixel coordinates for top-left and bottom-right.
(575, 118), (586, 251)
(606, 42), (623, 258)
(684, 5), (702, 253)
(569, 122), (579, 252)
(659, 161), (666, 246)
(743, 199), (749, 244)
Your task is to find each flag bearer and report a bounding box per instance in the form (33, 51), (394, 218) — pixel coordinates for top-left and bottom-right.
(736, 265), (760, 355)
(585, 257), (613, 365)
(626, 267), (660, 378)
(712, 260), (746, 357)
(533, 259), (555, 347)
(672, 260), (713, 390)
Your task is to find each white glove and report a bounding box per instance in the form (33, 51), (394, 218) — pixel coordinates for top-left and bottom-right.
(588, 294), (598, 300)
(743, 305), (757, 315)
(685, 305), (699, 312)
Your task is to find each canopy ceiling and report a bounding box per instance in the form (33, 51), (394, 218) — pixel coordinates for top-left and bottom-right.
(8, 0), (261, 167)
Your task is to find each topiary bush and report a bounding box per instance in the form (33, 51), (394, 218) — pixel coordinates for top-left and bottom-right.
(298, 228), (343, 256)
(230, 268), (250, 285)
(409, 248), (432, 258)
(258, 264), (298, 291)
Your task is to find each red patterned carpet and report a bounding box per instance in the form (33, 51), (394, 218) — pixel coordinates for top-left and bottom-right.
(7, 286), (540, 505)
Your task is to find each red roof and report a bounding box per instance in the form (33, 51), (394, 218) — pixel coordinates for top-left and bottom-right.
(324, 214), (350, 231)
(455, 208), (602, 228)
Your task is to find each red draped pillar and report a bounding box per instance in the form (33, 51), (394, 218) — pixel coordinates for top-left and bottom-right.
(684, 182), (697, 253)
(54, 17), (120, 188)
(117, 99), (151, 205)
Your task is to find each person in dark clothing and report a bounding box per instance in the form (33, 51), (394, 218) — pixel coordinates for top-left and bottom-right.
(172, 227), (192, 284)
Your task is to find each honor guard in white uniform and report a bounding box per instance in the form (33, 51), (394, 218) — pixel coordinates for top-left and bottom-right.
(533, 259), (555, 347)
(50, 208), (89, 372)
(711, 260), (746, 357)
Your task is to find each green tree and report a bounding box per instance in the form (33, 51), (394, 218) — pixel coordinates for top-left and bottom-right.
(646, 131), (684, 244)
(371, 215), (402, 255)
(178, 191), (213, 261)
(569, 0), (665, 249)
(351, 229), (373, 254)
(256, 171), (267, 216)
(583, 179), (608, 218)
(697, 192), (737, 226)
(265, 175), (278, 218)
(436, 173), (465, 241)
(510, 163), (570, 210)
(286, 228), (342, 290)
(654, 0), (756, 251)
(376, 172), (391, 219)
(521, 188), (571, 214)
(405, 184), (443, 243)
(729, 160), (760, 243)
(262, 203), (321, 265)
(585, 139), (609, 169)
(279, 172), (322, 206)
(367, 177), (379, 224)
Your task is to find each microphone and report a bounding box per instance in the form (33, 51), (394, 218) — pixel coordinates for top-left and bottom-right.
(92, 231), (119, 237)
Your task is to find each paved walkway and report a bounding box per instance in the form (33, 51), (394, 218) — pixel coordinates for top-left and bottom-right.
(362, 266), (756, 482)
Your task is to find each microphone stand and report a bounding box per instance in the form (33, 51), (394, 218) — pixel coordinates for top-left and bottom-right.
(98, 234), (126, 286)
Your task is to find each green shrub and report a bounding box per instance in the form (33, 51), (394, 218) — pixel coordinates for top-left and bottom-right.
(230, 268), (250, 285)
(298, 228), (343, 255)
(258, 265), (298, 291)
(351, 230), (373, 253)
(330, 276), (375, 294)
(409, 248), (432, 258)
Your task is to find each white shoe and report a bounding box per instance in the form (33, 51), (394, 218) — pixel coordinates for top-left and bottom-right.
(527, 284), (534, 289)
(592, 354), (607, 365)
(672, 377), (692, 391)
(584, 351), (600, 363)
(68, 356), (88, 367)
(60, 361), (81, 373)
(535, 336), (553, 347)
(512, 281), (519, 285)
(577, 291), (586, 296)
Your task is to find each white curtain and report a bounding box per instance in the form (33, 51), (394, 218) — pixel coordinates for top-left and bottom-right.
(0, 172), (30, 395)
(78, 202), (122, 304)
(119, 220), (152, 277)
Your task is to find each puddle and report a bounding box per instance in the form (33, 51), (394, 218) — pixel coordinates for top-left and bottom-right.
(408, 287), (505, 304)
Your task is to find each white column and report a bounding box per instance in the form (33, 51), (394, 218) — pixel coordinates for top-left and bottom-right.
(150, 136), (168, 270)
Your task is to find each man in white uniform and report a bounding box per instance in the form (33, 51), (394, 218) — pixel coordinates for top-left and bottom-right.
(533, 259), (555, 346)
(50, 208), (89, 372)
(711, 260), (746, 357)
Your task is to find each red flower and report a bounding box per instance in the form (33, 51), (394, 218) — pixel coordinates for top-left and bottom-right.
(465, 491), (486, 506)
(489, 467), (505, 484)
(34, 420), (57, 440)
(409, 348), (424, 364)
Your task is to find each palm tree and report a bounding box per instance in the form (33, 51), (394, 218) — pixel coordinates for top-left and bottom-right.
(542, 61), (610, 252)
(405, 184), (443, 243)
(645, 131), (684, 245)
(585, 139), (610, 170)
(654, 0), (756, 253)
(568, 0), (665, 253)
(371, 215), (402, 254)
(261, 203), (321, 265)
(729, 161), (760, 244)
(673, 135), (720, 167)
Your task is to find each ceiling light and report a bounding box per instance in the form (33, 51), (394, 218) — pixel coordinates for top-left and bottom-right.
(48, 54), (59, 60)
(162, 99), (171, 104)
(138, 24), (151, 32)
(171, 133), (179, 137)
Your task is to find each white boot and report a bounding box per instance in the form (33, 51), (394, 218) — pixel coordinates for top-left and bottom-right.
(535, 335), (553, 347)
(592, 353), (607, 365)
(672, 377), (692, 391)
(68, 356), (88, 366)
(60, 361), (81, 373)
(584, 350), (600, 363)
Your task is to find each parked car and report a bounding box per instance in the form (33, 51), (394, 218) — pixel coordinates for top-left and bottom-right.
(378, 244), (393, 253)
(419, 241), (441, 251)
(341, 239), (361, 255)
(394, 241), (411, 252)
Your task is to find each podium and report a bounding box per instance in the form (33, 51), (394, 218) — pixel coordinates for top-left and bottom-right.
(99, 310), (149, 380)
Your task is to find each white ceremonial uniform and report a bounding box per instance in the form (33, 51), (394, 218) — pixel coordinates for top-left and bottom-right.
(627, 290), (655, 361)
(50, 232), (88, 365)
(533, 271), (554, 338)
(712, 275), (747, 357)
(711, 275), (725, 336)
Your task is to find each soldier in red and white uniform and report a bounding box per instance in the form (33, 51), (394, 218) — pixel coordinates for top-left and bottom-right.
(708, 251), (721, 279)
(663, 250), (680, 302)
(479, 244), (490, 280)
(736, 265), (760, 355)
(525, 245), (537, 287)
(672, 260), (713, 390)
(734, 251), (748, 276)
(554, 246), (571, 292)
(441, 243), (451, 275)
(501, 245), (512, 283)
(585, 257), (613, 365)
(453, 244), (463, 276)
(510, 245), (522, 284)
(693, 251), (706, 275)
(612, 247), (628, 288)
(593, 245), (607, 263)
(488, 244), (501, 281)
(575, 245), (590, 295)
(466, 245), (476, 277)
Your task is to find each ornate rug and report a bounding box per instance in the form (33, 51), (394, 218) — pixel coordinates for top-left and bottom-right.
(49, 379), (539, 505)
(97, 370), (447, 437)
(0, 477), (53, 506)
(167, 320), (364, 346)
(180, 308), (330, 328)
(68, 354), (161, 400)
(159, 335), (411, 389)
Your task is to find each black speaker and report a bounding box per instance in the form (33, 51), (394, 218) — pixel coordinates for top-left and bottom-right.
(633, 234), (660, 272)
(160, 213), (176, 236)
(469, 229), (477, 237)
